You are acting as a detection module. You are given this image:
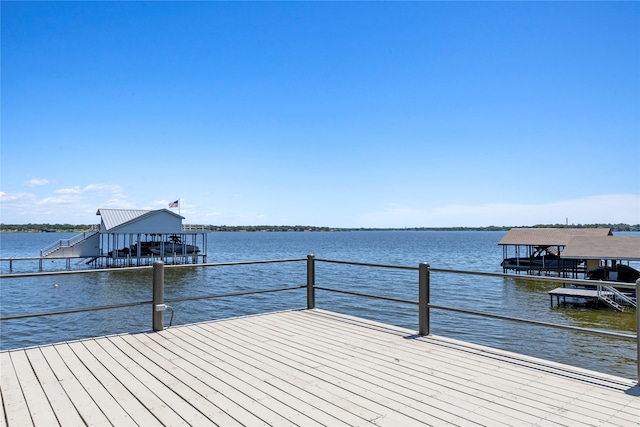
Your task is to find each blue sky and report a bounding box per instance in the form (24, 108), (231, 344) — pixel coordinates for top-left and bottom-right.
(1, 1), (639, 227)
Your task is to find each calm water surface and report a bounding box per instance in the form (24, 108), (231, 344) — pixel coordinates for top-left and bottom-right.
(0, 231), (637, 379)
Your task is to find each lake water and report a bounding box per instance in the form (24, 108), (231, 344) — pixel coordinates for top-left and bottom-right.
(0, 231), (637, 379)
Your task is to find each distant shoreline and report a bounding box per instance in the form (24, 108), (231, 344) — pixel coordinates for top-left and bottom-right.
(1, 224), (639, 233)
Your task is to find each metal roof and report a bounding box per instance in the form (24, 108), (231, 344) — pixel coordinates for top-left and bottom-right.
(97, 209), (149, 231)
(96, 209), (184, 232)
(560, 236), (640, 260)
(497, 228), (612, 246)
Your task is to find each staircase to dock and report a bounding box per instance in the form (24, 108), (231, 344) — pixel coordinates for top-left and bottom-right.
(597, 284), (637, 312)
(40, 226), (99, 257)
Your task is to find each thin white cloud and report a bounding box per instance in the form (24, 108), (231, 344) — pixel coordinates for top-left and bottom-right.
(0, 192), (37, 202)
(24, 178), (50, 187)
(105, 198), (134, 208)
(0, 183), (132, 223)
(54, 184), (124, 195)
(362, 194), (640, 227)
(38, 195), (81, 205)
(83, 184), (122, 193)
(55, 186), (82, 194)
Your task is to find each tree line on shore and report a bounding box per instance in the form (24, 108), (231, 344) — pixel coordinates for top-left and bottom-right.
(1, 223), (639, 233)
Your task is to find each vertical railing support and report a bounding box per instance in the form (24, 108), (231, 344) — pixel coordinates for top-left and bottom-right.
(152, 260), (165, 331)
(636, 279), (640, 385)
(419, 262), (430, 336)
(307, 254), (315, 309)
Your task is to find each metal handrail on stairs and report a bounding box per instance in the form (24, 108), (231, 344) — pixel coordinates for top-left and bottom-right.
(40, 226), (99, 257)
(597, 284), (637, 312)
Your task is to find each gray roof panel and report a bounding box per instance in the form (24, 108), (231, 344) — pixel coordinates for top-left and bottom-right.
(561, 236), (640, 260)
(97, 209), (151, 231)
(96, 209), (184, 232)
(498, 228), (612, 246)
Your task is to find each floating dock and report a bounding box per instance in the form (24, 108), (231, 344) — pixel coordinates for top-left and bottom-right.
(549, 286), (613, 304)
(549, 285), (637, 312)
(2, 309), (638, 426)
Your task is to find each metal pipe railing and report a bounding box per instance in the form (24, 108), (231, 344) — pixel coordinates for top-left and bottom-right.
(637, 278), (640, 384)
(1, 256), (638, 382)
(419, 262), (430, 336)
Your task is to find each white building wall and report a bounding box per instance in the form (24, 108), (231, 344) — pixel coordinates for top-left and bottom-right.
(108, 212), (183, 234)
(43, 234), (101, 258)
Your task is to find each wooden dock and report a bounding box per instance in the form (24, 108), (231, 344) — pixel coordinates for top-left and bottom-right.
(2, 309), (638, 426)
(548, 286), (611, 303)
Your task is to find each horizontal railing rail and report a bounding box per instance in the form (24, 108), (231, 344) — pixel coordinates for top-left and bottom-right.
(427, 302), (635, 340)
(1, 255), (638, 382)
(0, 285), (306, 322)
(0, 258), (307, 322)
(182, 224), (211, 231)
(165, 285), (305, 305)
(0, 257), (308, 278)
(310, 260), (638, 342)
(1, 300), (153, 321)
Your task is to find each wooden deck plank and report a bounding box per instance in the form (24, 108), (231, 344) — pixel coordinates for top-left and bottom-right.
(196, 314), (512, 427)
(2, 309), (638, 427)
(219, 313), (551, 426)
(54, 343), (137, 426)
(224, 313), (548, 421)
(23, 348), (84, 426)
(271, 310), (626, 425)
(39, 344), (112, 426)
(6, 351), (58, 426)
(172, 322), (387, 426)
(288, 310), (636, 396)
(188, 325), (452, 425)
(148, 326), (335, 427)
(174, 329), (420, 424)
(0, 352), (33, 427)
(125, 332), (254, 426)
(222, 310), (639, 425)
(103, 335), (216, 426)
(0, 388), (5, 427)
(137, 331), (279, 426)
(86, 337), (190, 426)
(69, 339), (163, 426)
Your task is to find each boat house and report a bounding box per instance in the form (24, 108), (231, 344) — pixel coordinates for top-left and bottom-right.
(560, 235), (640, 283)
(40, 209), (208, 268)
(498, 228), (612, 278)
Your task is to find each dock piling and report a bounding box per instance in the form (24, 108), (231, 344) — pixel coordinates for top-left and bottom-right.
(307, 254), (315, 309)
(419, 262), (430, 336)
(152, 261), (165, 331)
(637, 279), (640, 385)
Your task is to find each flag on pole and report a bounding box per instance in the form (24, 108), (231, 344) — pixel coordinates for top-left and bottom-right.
(169, 200), (179, 208)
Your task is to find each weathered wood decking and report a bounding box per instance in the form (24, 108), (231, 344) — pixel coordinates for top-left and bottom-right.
(1, 309), (638, 426)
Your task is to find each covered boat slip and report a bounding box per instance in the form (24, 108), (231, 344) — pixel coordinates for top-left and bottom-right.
(561, 236), (640, 282)
(96, 209), (208, 268)
(1, 309), (638, 427)
(37, 208), (208, 269)
(499, 228), (610, 277)
(545, 236), (640, 312)
(498, 228), (640, 280)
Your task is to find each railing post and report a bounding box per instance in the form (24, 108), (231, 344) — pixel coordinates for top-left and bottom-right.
(419, 262), (430, 336)
(636, 279), (640, 385)
(307, 254), (315, 309)
(152, 260), (165, 331)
